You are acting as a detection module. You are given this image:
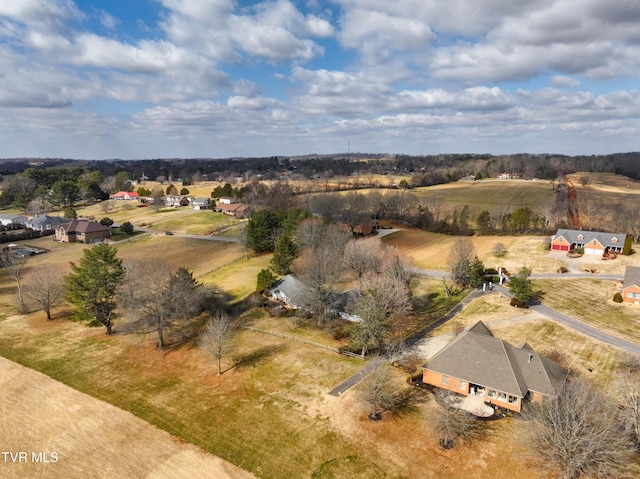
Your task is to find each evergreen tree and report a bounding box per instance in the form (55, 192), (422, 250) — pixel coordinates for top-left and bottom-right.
(270, 235), (297, 275)
(476, 210), (492, 235)
(469, 257), (485, 288)
(509, 267), (534, 306)
(256, 269), (276, 291)
(64, 243), (125, 334)
(247, 209), (280, 252)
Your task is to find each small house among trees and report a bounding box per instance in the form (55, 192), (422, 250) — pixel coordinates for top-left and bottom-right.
(270, 274), (309, 310)
(622, 266), (640, 304)
(550, 228), (631, 255)
(422, 321), (568, 413)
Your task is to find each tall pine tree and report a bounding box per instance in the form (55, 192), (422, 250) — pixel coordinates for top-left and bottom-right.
(64, 243), (125, 334)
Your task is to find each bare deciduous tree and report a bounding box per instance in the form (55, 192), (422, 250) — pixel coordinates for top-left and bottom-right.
(99, 199), (114, 214)
(343, 237), (383, 288)
(199, 310), (237, 375)
(24, 265), (65, 320)
(348, 271), (412, 356)
(236, 223), (250, 260)
(293, 224), (349, 325)
(525, 380), (636, 479)
(121, 262), (204, 348)
(151, 187), (164, 212)
(294, 217), (325, 251)
(447, 238), (476, 287)
(1, 251), (28, 313)
(618, 374), (640, 449)
(358, 362), (425, 420)
(432, 390), (479, 449)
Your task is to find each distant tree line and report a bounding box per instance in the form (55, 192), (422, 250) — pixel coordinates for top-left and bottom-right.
(5, 151), (640, 194)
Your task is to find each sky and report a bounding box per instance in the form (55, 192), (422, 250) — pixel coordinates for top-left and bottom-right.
(1, 0), (639, 159)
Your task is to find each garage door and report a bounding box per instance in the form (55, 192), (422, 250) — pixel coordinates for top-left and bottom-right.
(552, 244), (568, 251)
(584, 248), (596, 255)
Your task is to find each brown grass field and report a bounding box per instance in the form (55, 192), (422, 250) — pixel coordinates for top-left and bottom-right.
(1, 171), (640, 478)
(0, 309), (570, 479)
(0, 355), (256, 479)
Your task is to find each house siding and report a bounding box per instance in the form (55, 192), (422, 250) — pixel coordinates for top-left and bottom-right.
(422, 369), (522, 412)
(623, 285), (640, 304)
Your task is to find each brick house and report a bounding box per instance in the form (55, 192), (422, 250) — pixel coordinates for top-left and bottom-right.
(622, 266), (640, 304)
(422, 321), (568, 412)
(56, 220), (112, 244)
(550, 228), (630, 255)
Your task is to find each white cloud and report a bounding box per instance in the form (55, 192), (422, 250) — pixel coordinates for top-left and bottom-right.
(552, 75), (580, 87)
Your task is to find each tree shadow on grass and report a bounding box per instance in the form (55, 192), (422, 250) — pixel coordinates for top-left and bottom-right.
(231, 343), (287, 371)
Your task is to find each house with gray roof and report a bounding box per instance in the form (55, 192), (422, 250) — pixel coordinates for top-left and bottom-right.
(622, 266), (640, 304)
(550, 228), (630, 256)
(422, 321), (569, 412)
(270, 274), (310, 310)
(25, 214), (65, 233)
(0, 214), (27, 227)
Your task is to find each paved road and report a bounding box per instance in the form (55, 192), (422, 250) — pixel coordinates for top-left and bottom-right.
(326, 267), (638, 396)
(492, 284), (640, 355)
(327, 358), (385, 397)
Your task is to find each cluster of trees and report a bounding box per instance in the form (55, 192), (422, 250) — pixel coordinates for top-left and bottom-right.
(252, 208), (414, 357)
(526, 378), (640, 479)
(10, 243), (238, 373)
(0, 167), (131, 213)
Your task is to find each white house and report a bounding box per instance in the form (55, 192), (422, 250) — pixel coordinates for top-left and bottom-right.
(0, 214), (27, 227)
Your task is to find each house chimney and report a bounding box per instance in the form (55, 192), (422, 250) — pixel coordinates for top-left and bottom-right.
(528, 354), (533, 363)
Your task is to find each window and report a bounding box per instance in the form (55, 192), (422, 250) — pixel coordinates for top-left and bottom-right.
(487, 390), (496, 398)
(508, 395), (518, 405)
(627, 292), (640, 299)
(441, 376), (448, 385)
(459, 381), (467, 392)
(497, 392), (507, 401)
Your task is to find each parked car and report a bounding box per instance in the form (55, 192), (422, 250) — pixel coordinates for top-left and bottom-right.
(165, 231), (173, 235)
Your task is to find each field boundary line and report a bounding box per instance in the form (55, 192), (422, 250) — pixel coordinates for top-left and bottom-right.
(241, 325), (364, 359)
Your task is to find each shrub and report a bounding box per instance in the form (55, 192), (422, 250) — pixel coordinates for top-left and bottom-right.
(510, 297), (529, 308)
(492, 242), (506, 257)
(100, 217), (114, 226)
(613, 292), (623, 303)
(120, 221), (134, 234)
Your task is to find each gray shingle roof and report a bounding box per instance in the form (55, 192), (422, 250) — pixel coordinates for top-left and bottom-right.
(424, 321), (568, 398)
(271, 274), (310, 308)
(623, 266), (640, 289)
(553, 229), (627, 248)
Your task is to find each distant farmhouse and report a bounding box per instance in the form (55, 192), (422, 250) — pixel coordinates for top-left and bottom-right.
(622, 266), (640, 304)
(550, 228), (631, 256)
(111, 191), (139, 200)
(191, 198), (211, 210)
(0, 214), (27, 227)
(55, 219), (111, 244)
(215, 202), (251, 218)
(422, 321), (569, 413)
